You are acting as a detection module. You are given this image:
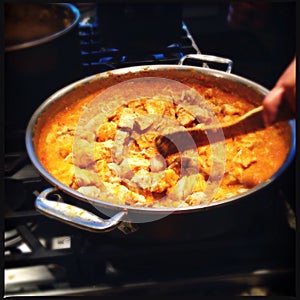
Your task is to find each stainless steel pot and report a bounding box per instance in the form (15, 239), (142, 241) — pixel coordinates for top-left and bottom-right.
(5, 3), (81, 130)
(25, 54), (296, 241)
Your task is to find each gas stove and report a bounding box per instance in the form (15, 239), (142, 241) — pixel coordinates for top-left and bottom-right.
(4, 3), (296, 297)
(4, 158), (296, 296)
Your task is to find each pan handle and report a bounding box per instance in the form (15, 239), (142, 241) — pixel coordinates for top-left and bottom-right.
(178, 54), (233, 73)
(35, 187), (127, 233)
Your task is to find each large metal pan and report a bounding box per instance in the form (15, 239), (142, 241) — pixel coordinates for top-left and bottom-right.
(25, 54), (296, 241)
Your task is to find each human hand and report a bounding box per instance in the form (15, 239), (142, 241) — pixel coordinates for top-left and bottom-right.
(262, 57), (296, 126)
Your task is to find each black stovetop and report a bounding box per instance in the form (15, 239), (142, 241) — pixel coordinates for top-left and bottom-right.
(4, 157), (296, 296)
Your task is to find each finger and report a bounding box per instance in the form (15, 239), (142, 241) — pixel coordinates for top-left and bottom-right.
(262, 87), (284, 127)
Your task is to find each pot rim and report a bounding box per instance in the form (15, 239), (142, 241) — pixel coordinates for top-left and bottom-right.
(25, 64), (296, 215)
(5, 3), (80, 52)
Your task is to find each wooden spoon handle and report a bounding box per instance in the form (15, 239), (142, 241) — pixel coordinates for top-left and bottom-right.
(198, 101), (294, 132)
(204, 105), (263, 131)
(155, 103), (294, 157)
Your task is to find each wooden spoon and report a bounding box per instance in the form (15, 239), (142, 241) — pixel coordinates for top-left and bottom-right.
(155, 104), (293, 157)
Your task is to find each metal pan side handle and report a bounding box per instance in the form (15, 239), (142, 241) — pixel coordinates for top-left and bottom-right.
(35, 187), (127, 233)
(179, 54), (233, 73)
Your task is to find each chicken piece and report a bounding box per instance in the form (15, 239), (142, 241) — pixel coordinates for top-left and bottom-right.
(150, 154), (167, 172)
(164, 168), (180, 190)
(117, 107), (137, 128)
(127, 99), (144, 109)
(220, 103), (241, 116)
(190, 172), (206, 193)
(94, 140), (114, 162)
(128, 144), (158, 161)
(99, 182), (126, 205)
(167, 176), (189, 200)
(96, 122), (117, 142)
(95, 159), (121, 183)
(56, 132), (73, 159)
(111, 129), (131, 164)
(46, 123), (69, 144)
(130, 169), (153, 190)
(232, 148), (257, 168)
(125, 191), (147, 206)
(85, 114), (107, 135)
(46, 132), (56, 145)
(194, 107), (213, 124)
(213, 186), (238, 201)
(176, 106), (195, 126)
(185, 191), (208, 206)
(238, 133), (258, 150)
(204, 88), (213, 99)
(167, 174), (201, 201)
(127, 99), (148, 115)
(149, 169), (177, 193)
(134, 115), (154, 132)
(222, 173), (240, 186)
(77, 186), (102, 198)
(229, 166), (243, 181)
(72, 167), (105, 190)
(121, 175), (155, 201)
(57, 125), (75, 136)
(72, 138), (94, 167)
(151, 174), (169, 194)
(112, 159), (134, 180)
(129, 168), (178, 194)
(108, 105), (126, 122)
(135, 132), (158, 150)
(107, 182), (147, 206)
(107, 162), (119, 173)
(127, 156), (150, 171)
(144, 99), (169, 115)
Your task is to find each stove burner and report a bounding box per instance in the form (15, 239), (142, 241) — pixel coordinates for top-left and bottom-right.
(5, 159), (46, 213)
(5, 223), (37, 249)
(5, 152), (29, 176)
(78, 20), (199, 76)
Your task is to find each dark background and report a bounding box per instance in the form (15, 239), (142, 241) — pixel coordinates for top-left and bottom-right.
(182, 1), (296, 89)
(94, 1), (296, 88)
